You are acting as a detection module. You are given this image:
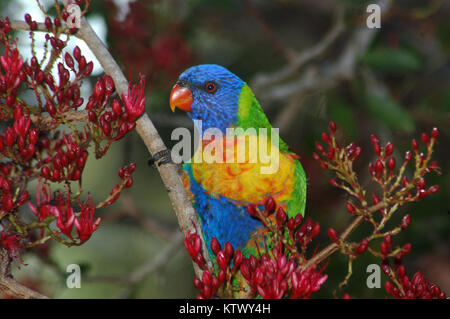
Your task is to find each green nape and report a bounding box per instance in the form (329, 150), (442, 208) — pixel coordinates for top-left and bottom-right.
(236, 84), (290, 153)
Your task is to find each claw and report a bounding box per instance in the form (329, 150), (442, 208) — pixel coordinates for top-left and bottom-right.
(148, 149), (172, 167)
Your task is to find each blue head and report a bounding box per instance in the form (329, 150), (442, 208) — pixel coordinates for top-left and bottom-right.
(169, 64), (245, 133)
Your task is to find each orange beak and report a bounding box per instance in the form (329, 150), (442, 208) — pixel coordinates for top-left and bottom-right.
(169, 84), (193, 112)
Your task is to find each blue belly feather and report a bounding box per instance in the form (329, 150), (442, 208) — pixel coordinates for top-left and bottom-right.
(184, 164), (263, 252)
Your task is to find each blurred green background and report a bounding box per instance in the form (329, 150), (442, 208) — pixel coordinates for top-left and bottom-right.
(2, 0), (449, 298)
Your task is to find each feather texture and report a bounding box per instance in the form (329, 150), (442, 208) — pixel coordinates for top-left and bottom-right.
(175, 65), (306, 256)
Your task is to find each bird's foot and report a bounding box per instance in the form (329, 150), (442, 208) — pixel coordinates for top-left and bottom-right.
(148, 149), (172, 167)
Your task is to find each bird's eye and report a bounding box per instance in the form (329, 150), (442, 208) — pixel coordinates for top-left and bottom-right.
(205, 82), (217, 93)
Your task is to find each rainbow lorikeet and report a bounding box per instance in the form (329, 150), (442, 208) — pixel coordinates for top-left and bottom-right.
(169, 64), (306, 258)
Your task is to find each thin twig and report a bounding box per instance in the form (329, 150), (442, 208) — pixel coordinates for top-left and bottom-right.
(252, 6), (345, 90)
(116, 231), (184, 298)
(243, 0), (296, 62)
(254, 0), (392, 103)
(83, 231), (184, 298)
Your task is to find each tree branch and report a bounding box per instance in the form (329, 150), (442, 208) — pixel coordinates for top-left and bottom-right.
(0, 248), (49, 299)
(251, 5), (345, 90)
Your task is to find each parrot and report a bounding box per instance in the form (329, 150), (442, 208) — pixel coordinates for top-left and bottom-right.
(169, 64), (307, 259)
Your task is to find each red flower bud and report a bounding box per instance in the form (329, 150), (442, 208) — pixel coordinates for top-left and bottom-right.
(387, 157), (396, 171)
(73, 46), (81, 62)
(401, 214), (410, 229)
(294, 214), (303, 228)
(52, 168), (60, 180)
(247, 204), (258, 218)
(84, 62), (94, 76)
(328, 227), (338, 242)
(380, 242), (389, 255)
(44, 17), (52, 30)
(384, 235), (392, 248)
(328, 145), (335, 160)
(233, 250), (243, 268)
(315, 142), (324, 153)
(356, 239), (368, 255)
(328, 178), (339, 187)
(402, 243), (412, 255)
(216, 251), (227, 271)
(276, 207), (287, 226)
(375, 159), (384, 175)
(45, 100), (56, 116)
(421, 133), (429, 144)
(372, 194), (380, 205)
(264, 197), (276, 215)
(402, 176), (410, 187)
(93, 78), (105, 103)
(65, 53), (74, 69)
(224, 242), (233, 259)
(412, 139), (418, 150)
(24, 14), (32, 25)
(311, 222), (320, 237)
(431, 127), (439, 139)
(416, 178), (426, 190)
(104, 75), (115, 95)
(346, 202), (355, 215)
(329, 121), (337, 133)
(210, 238), (221, 255)
(370, 134), (379, 145)
(385, 142), (394, 157)
(102, 122), (111, 136)
(40, 166), (50, 179)
(374, 144), (381, 156)
(385, 281), (393, 294)
(321, 132), (330, 144)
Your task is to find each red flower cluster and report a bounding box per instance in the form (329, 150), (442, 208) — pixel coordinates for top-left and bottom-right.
(0, 231), (22, 262)
(192, 237), (243, 299)
(185, 197), (326, 299)
(40, 132), (88, 182)
(29, 182), (100, 245)
(384, 265), (447, 299)
(0, 4), (141, 254)
(240, 251), (327, 299)
(0, 42), (23, 105)
(102, 163), (137, 207)
(313, 121), (444, 298)
(184, 230), (207, 269)
(86, 75), (146, 157)
(0, 17), (11, 36)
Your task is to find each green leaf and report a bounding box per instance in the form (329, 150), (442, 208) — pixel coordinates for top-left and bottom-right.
(363, 93), (415, 132)
(362, 48), (422, 74)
